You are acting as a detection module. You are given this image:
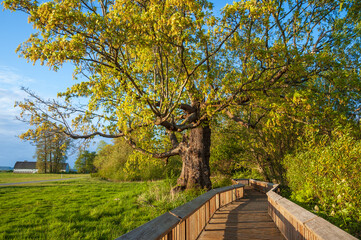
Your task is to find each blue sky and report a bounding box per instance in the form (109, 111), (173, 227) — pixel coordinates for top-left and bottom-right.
(0, 1), (229, 168)
(0, 6), (76, 167)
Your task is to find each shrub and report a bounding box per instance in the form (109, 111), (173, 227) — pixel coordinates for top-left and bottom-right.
(211, 174), (232, 188)
(94, 139), (182, 181)
(232, 168), (263, 180)
(285, 129), (361, 237)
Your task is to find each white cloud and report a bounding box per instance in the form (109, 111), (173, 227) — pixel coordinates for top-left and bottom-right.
(0, 88), (24, 117)
(0, 66), (34, 85)
(0, 116), (28, 136)
(0, 66), (34, 118)
(0, 66), (36, 138)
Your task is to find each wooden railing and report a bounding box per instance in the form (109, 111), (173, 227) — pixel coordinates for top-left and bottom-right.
(233, 179), (357, 240)
(116, 183), (245, 240)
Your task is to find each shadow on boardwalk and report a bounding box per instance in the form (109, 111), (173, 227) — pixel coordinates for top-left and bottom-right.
(198, 187), (285, 240)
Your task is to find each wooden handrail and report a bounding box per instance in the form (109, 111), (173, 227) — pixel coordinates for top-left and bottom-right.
(115, 183), (245, 240)
(233, 179), (357, 240)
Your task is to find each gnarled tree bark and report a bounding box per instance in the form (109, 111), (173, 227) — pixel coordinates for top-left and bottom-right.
(174, 124), (212, 192)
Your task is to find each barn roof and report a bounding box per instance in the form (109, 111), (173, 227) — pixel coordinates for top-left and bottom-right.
(13, 161), (69, 170)
(14, 161), (37, 169)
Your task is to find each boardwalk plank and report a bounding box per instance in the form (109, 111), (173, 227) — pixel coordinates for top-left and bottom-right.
(198, 188), (285, 240)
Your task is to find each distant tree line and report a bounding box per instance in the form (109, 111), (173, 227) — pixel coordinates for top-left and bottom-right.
(74, 150), (97, 173)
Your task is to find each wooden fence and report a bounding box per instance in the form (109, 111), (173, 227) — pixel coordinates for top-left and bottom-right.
(233, 179), (358, 240)
(116, 183), (245, 240)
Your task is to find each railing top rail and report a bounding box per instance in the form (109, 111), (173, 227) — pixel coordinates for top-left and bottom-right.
(115, 212), (180, 240)
(171, 183), (244, 219)
(215, 183), (244, 194)
(170, 190), (217, 219)
(232, 178), (249, 181)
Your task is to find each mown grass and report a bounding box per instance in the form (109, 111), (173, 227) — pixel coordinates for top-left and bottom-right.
(0, 177), (203, 239)
(0, 172), (89, 183)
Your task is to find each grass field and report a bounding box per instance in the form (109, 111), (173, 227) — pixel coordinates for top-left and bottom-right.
(0, 174), (203, 239)
(0, 172), (89, 183)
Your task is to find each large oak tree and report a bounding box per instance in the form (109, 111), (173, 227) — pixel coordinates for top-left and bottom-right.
(5, 0), (361, 190)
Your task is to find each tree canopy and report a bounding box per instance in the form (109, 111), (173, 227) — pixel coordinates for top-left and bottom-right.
(6, 0), (361, 189)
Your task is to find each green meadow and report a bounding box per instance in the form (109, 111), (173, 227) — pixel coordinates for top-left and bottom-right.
(0, 172), (89, 184)
(0, 176), (202, 239)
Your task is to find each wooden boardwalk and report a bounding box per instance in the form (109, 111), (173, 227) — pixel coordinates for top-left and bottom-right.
(118, 180), (356, 240)
(198, 187), (285, 240)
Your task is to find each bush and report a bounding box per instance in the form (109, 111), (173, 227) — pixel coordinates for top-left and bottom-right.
(211, 174), (232, 188)
(93, 139), (182, 181)
(285, 129), (361, 237)
(232, 168), (263, 180)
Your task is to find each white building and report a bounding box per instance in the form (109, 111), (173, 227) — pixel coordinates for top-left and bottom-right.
(13, 161), (70, 173)
(13, 161), (38, 173)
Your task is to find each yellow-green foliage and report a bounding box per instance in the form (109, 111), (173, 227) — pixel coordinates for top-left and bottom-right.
(93, 139), (181, 181)
(8, 0), (361, 163)
(285, 129), (361, 237)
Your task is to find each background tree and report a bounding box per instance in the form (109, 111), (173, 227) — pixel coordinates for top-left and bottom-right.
(94, 138), (182, 181)
(75, 150), (97, 173)
(93, 139), (132, 180)
(16, 113), (71, 173)
(7, 0), (361, 189)
(210, 118), (246, 177)
(34, 130), (50, 173)
(51, 134), (70, 172)
(16, 104), (72, 173)
(35, 133), (70, 173)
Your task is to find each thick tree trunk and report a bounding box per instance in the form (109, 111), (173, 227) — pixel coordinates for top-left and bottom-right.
(175, 124), (212, 191)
